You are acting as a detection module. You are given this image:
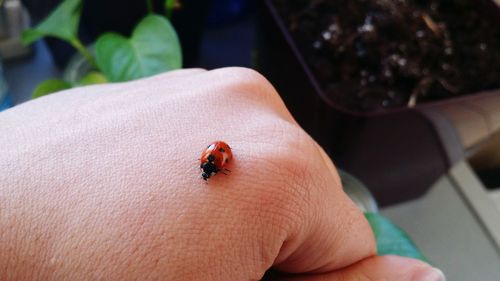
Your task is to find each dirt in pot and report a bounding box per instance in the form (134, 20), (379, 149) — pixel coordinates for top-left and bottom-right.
(273, 0), (500, 112)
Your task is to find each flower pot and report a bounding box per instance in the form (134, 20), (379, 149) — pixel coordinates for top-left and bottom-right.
(256, 0), (500, 206)
(0, 91), (12, 111)
(339, 169), (378, 213)
(0, 61), (12, 111)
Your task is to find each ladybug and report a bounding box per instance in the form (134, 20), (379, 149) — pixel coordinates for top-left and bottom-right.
(200, 141), (232, 181)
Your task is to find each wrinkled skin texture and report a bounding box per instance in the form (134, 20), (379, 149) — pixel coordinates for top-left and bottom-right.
(0, 68), (439, 280)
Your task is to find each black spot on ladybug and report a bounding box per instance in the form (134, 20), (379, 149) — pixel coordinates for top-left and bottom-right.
(219, 148), (225, 152)
(225, 159), (229, 163)
(207, 154), (215, 162)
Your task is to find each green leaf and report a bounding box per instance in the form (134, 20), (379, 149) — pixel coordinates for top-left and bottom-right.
(95, 14), (182, 82)
(365, 212), (429, 262)
(32, 79), (72, 99)
(22, 0), (82, 45)
(77, 71), (108, 86)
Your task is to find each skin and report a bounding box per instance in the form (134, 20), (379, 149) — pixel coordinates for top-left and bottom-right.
(0, 68), (443, 280)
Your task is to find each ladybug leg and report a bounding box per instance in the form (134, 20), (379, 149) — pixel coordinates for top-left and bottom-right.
(201, 174), (209, 184)
(216, 166), (229, 176)
(224, 168), (231, 172)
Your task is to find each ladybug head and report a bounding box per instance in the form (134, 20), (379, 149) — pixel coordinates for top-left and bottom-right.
(201, 161), (217, 181)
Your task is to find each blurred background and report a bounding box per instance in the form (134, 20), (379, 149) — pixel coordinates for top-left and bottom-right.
(1, 0), (500, 279)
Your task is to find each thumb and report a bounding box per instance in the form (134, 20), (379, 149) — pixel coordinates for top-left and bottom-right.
(277, 255), (445, 281)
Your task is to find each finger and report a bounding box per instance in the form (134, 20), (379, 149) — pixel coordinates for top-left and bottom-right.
(277, 255), (446, 281)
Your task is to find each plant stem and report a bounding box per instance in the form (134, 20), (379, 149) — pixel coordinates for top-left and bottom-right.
(147, 0), (153, 13)
(71, 39), (98, 69)
(165, 0), (174, 19)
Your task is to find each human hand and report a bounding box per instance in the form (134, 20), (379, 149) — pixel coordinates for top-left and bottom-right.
(0, 68), (444, 280)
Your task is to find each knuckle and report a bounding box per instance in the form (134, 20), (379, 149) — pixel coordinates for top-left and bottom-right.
(215, 67), (273, 89)
(209, 67), (283, 106)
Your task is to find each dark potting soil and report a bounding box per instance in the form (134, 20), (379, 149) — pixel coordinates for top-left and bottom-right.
(273, 0), (500, 112)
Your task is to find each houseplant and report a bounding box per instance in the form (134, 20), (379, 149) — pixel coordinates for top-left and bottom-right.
(22, 0), (182, 98)
(256, 0), (500, 205)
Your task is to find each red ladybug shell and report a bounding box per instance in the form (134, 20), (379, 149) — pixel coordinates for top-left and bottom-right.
(201, 141), (232, 168)
(200, 141), (232, 181)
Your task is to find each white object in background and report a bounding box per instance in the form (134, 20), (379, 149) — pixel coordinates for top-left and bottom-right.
(382, 161), (500, 281)
(0, 0), (32, 60)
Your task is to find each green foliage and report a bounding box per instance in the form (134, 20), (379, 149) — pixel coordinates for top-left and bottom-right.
(22, 0), (182, 99)
(22, 0), (96, 68)
(77, 71), (108, 86)
(32, 79), (71, 99)
(95, 14), (182, 82)
(365, 212), (429, 262)
(22, 0), (82, 44)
